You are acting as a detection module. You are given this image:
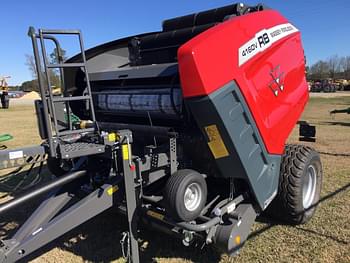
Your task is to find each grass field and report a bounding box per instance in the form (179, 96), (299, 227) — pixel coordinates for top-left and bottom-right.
(0, 96), (349, 263)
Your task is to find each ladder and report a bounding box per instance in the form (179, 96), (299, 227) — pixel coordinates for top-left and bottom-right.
(28, 27), (103, 158)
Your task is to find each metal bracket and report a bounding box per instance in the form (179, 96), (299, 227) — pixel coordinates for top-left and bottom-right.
(118, 130), (140, 263)
(298, 121), (316, 142)
(0, 145), (46, 170)
(169, 137), (177, 174)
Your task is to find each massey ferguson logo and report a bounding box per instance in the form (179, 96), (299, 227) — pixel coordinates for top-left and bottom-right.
(269, 65), (284, 97)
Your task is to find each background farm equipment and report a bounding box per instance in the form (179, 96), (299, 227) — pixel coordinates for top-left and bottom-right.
(0, 3), (323, 263)
(334, 79), (349, 91)
(310, 79), (337, 93)
(0, 76), (10, 109)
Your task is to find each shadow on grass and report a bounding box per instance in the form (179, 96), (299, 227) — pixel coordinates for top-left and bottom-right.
(0, 165), (51, 241)
(1, 169), (349, 262)
(295, 227), (348, 245)
(318, 151), (350, 157)
(319, 121), (350, 127)
(0, 165), (47, 196)
(249, 182), (350, 243)
(16, 207), (221, 263)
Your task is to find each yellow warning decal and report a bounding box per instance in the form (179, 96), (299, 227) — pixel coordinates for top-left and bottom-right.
(122, 144), (129, 160)
(204, 125), (229, 159)
(108, 133), (117, 142)
(107, 185), (119, 196)
(146, 210), (164, 221)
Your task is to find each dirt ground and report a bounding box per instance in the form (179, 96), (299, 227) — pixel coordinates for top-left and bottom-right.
(0, 95), (349, 263)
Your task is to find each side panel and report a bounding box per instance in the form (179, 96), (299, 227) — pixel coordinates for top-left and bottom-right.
(187, 82), (281, 210)
(178, 10), (308, 154)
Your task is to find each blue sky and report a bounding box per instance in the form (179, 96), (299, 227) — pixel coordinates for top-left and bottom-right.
(1, 0), (349, 86)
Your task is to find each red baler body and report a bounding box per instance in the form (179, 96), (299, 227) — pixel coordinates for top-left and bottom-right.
(178, 10), (308, 154)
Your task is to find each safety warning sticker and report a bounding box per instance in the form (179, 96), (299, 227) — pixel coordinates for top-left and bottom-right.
(205, 125), (229, 159)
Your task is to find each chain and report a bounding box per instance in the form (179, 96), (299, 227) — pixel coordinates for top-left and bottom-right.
(120, 231), (131, 261)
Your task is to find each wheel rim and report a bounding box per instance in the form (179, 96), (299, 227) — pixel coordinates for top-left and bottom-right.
(302, 164), (317, 209)
(184, 183), (202, 211)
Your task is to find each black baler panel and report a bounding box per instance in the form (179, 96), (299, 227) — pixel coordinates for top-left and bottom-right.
(162, 3), (241, 31)
(129, 23), (215, 66)
(128, 3), (266, 66)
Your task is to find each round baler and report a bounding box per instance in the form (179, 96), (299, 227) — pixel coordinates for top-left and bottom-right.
(0, 3), (322, 262)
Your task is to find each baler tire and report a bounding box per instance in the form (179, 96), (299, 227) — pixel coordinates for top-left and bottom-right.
(270, 144), (322, 225)
(164, 169), (207, 222)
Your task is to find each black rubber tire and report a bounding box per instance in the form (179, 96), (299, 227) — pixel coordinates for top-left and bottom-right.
(269, 144), (322, 224)
(164, 169), (207, 222)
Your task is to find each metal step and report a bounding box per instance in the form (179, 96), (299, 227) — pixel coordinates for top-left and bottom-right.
(58, 128), (95, 137)
(59, 142), (105, 159)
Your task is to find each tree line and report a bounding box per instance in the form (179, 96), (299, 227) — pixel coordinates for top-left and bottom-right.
(307, 55), (350, 80)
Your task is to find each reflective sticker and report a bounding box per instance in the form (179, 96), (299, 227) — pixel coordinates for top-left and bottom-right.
(9, 150), (23, 160)
(235, 235), (241, 245)
(147, 210), (164, 221)
(239, 23), (299, 66)
(204, 125), (229, 159)
(122, 144), (129, 160)
(32, 227), (43, 236)
(227, 203), (236, 214)
(107, 185), (119, 196)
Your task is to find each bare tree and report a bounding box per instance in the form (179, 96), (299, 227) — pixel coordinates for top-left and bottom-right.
(25, 54), (37, 79)
(344, 56), (350, 79)
(339, 56), (345, 72)
(307, 55), (350, 80)
(328, 55), (340, 79)
(309, 60), (330, 79)
(24, 52), (63, 90)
